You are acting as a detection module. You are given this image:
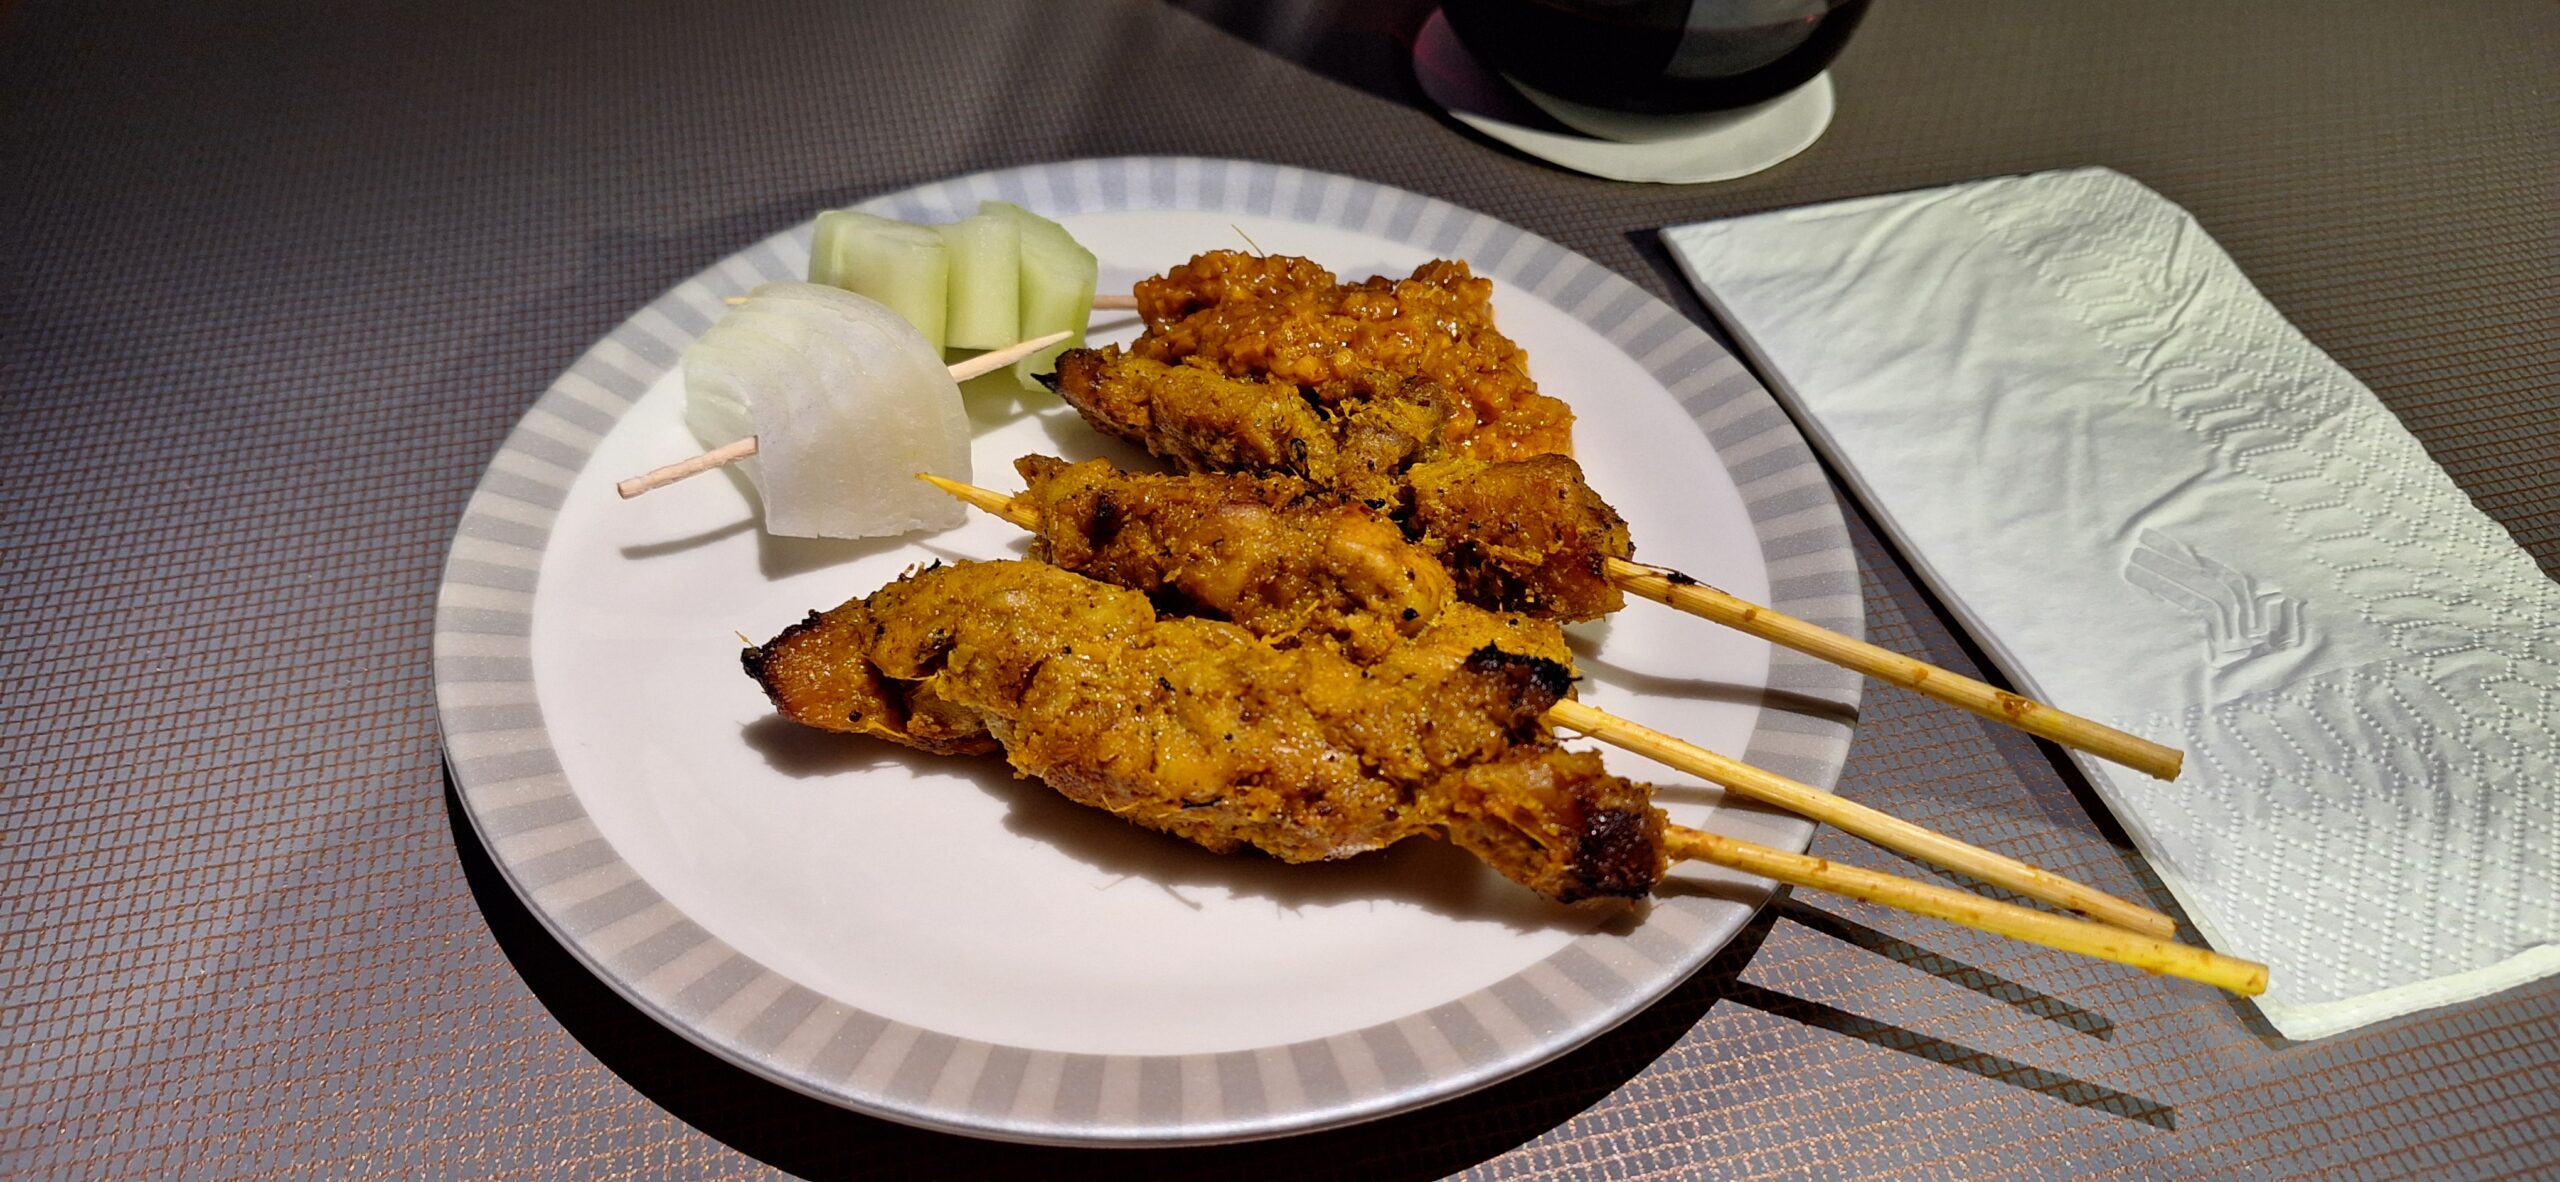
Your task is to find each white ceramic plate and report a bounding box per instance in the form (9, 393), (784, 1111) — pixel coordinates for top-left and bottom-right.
(434, 157), (1862, 1145)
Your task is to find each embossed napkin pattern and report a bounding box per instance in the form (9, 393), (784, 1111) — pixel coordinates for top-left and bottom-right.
(1664, 169), (2560, 1039)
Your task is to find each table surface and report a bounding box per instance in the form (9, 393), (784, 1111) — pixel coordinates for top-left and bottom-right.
(6, 1), (2554, 1177)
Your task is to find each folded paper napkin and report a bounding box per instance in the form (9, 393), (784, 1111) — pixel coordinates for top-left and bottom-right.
(1664, 168), (2559, 1039)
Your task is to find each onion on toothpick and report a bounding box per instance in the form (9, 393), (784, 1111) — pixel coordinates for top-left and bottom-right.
(680, 282), (970, 539)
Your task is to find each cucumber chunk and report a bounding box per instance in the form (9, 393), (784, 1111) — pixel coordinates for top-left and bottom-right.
(808, 210), (949, 353)
(935, 212), (1021, 351)
(980, 200), (1099, 389)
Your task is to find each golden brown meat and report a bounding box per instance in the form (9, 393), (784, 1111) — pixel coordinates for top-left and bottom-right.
(743, 589), (997, 757)
(1013, 455), (1455, 662)
(1131, 251), (1573, 461)
(1017, 356), (1635, 621)
(1405, 454), (1631, 621)
(1047, 348), (1439, 505)
(745, 559), (1665, 902)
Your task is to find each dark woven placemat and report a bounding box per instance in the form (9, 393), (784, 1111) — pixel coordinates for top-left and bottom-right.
(5, 0), (2553, 1176)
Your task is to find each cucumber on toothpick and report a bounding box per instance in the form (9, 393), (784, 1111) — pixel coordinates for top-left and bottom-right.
(980, 200), (1099, 389)
(809, 211), (950, 353)
(802, 204), (1099, 395)
(934, 211), (1020, 351)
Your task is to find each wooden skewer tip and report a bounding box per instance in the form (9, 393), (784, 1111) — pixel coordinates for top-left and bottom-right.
(1664, 824), (2265, 997)
(916, 473), (1033, 526)
(1604, 558), (2186, 781)
(617, 435), (759, 499)
(945, 329), (1075, 382)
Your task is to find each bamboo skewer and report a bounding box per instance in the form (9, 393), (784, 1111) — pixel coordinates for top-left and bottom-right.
(1658, 826), (2264, 996)
(921, 474), (2182, 941)
(613, 436), (762, 500)
(1606, 560), (2183, 781)
(1542, 701), (2175, 939)
(612, 331), (1070, 500)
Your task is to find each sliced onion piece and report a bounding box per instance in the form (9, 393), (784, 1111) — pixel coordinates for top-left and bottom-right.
(681, 282), (969, 538)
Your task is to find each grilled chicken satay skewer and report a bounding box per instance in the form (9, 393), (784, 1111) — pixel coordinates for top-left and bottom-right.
(1062, 247), (2184, 775)
(750, 558), (2264, 995)
(1042, 344), (2186, 782)
(612, 330), (1071, 499)
(922, 465), (2180, 940)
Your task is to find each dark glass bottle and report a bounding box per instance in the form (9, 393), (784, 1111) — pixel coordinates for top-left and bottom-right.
(1444, 0), (1871, 115)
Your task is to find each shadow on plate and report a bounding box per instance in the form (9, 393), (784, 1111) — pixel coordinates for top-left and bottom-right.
(447, 772), (1763, 1179)
(609, 472), (943, 580)
(736, 714), (1603, 934)
(1570, 643), (1863, 727)
(619, 515), (760, 562)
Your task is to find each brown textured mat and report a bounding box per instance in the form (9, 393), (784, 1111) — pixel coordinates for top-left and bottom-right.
(5, 0), (2553, 1177)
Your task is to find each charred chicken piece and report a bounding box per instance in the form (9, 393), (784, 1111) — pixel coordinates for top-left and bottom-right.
(1404, 454), (1631, 622)
(1025, 351), (1637, 624)
(1129, 250), (1573, 461)
(745, 559), (1665, 902)
(1012, 455), (1456, 661)
(1045, 348), (1439, 506)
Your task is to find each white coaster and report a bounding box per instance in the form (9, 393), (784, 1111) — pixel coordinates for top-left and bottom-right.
(1412, 9), (1833, 185)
